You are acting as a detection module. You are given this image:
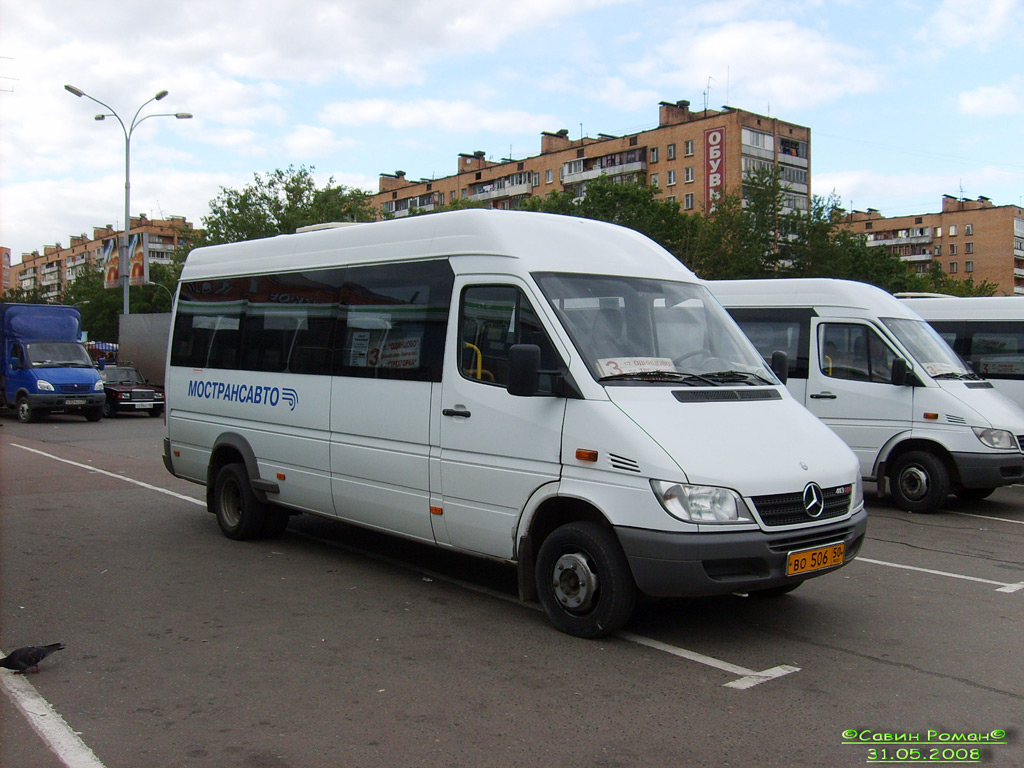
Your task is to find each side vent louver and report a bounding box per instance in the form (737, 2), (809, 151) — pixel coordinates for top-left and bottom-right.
(945, 415), (968, 425)
(608, 453), (641, 473)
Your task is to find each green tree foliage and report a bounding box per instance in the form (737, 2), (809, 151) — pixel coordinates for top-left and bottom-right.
(199, 165), (376, 246)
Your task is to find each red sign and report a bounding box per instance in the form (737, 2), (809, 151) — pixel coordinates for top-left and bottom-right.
(705, 127), (726, 210)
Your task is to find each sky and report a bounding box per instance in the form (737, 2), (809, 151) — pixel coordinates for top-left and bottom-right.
(2, 0), (1022, 264)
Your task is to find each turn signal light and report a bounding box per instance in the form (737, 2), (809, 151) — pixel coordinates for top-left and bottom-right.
(575, 449), (599, 462)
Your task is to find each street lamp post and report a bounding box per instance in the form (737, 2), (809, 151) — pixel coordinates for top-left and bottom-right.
(64, 84), (191, 316)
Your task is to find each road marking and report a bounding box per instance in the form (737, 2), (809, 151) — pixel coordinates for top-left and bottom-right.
(12, 443), (798, 690)
(617, 632), (800, 689)
(11, 444), (204, 507)
(949, 510), (1024, 526)
(0, 661), (107, 768)
(857, 557), (1024, 593)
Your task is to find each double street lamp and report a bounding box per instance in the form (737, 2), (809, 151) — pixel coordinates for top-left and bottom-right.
(64, 84), (192, 316)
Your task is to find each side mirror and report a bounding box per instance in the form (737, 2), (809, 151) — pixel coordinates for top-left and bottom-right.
(507, 344), (541, 397)
(890, 357), (909, 386)
(770, 350), (789, 384)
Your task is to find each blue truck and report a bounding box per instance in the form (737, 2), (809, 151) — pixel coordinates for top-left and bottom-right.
(0, 303), (106, 422)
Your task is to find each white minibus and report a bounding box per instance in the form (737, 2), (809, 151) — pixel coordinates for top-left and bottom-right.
(711, 279), (1024, 513)
(900, 296), (1024, 409)
(164, 210), (865, 637)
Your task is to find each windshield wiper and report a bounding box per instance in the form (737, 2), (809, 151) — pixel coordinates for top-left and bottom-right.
(702, 370), (775, 385)
(932, 372), (975, 380)
(599, 370), (686, 383)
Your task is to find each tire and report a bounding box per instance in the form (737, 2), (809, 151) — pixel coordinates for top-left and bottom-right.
(535, 522), (637, 638)
(212, 462), (268, 540)
(147, 407), (164, 418)
(16, 395), (38, 423)
(956, 487), (995, 501)
(102, 399), (115, 418)
(85, 406), (103, 422)
(888, 450), (950, 513)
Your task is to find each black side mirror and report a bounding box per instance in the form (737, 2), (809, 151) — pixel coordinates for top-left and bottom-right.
(890, 357), (909, 386)
(770, 350), (789, 384)
(507, 344), (541, 397)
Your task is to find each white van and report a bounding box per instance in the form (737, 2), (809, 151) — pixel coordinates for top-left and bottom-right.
(163, 210), (865, 637)
(711, 278), (1024, 513)
(900, 296), (1024, 409)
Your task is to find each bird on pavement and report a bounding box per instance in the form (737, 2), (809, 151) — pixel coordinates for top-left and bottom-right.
(0, 643), (66, 674)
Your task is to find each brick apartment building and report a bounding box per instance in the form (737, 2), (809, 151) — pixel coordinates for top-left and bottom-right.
(9, 215), (196, 301)
(845, 196), (1024, 296)
(1, 247), (11, 297)
(371, 99), (811, 222)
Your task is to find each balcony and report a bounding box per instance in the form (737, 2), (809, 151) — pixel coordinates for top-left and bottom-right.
(900, 253), (933, 263)
(561, 160), (646, 186)
(468, 180), (533, 202)
(1014, 267), (1024, 278)
(392, 202), (437, 218)
(868, 235), (932, 247)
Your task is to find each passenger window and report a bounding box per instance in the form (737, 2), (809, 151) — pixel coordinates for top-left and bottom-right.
(819, 324), (896, 383)
(460, 286), (561, 392)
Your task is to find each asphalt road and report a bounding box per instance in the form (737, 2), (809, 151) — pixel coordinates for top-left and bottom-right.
(2, 410), (1022, 768)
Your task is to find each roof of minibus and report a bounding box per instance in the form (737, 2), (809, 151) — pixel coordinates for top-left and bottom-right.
(179, 209), (694, 282)
(901, 295), (1024, 321)
(709, 278), (921, 318)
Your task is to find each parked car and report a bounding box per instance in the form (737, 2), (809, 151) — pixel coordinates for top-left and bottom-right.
(100, 362), (164, 418)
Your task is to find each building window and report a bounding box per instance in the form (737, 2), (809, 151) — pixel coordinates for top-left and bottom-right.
(949, 225), (957, 236)
(965, 260), (974, 273)
(666, 196), (676, 203)
(650, 173), (659, 187)
(865, 222), (873, 230)
(576, 148), (585, 158)
(949, 244), (958, 255)
(949, 262), (958, 274)
(684, 139), (694, 156)
(546, 169), (553, 184)
(684, 193), (694, 210)
(965, 223), (973, 235)
(965, 242), (973, 254)
(684, 166), (695, 183)
(667, 169), (676, 186)
(667, 143), (676, 160)
(517, 162), (524, 171)
(650, 147), (659, 163)
(915, 217), (923, 224)
(935, 245), (941, 256)
(629, 136), (638, 146)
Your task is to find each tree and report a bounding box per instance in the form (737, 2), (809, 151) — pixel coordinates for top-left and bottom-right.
(199, 165), (376, 246)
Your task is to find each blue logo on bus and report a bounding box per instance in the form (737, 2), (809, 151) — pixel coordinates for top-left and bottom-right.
(186, 380), (299, 411)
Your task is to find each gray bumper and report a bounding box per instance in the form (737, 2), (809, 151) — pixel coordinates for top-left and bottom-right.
(616, 509), (868, 598)
(950, 451), (1024, 489)
(29, 392), (105, 409)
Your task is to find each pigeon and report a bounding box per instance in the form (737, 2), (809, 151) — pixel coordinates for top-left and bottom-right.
(0, 643), (66, 674)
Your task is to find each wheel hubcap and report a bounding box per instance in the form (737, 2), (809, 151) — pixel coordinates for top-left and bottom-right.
(551, 552), (599, 612)
(899, 466), (929, 501)
(219, 480), (242, 527)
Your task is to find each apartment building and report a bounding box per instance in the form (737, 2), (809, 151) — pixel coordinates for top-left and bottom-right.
(845, 196), (1024, 296)
(1, 247), (11, 297)
(371, 99), (811, 220)
(10, 215), (196, 300)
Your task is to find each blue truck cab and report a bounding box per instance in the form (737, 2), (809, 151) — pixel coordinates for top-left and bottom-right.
(0, 303), (106, 423)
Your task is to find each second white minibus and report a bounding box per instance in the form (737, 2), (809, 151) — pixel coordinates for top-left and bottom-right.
(164, 210), (866, 637)
(711, 278), (1024, 514)
(900, 296), (1024, 409)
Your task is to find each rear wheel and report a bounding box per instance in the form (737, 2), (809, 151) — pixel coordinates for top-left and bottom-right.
(535, 522), (637, 638)
(888, 451), (950, 513)
(212, 462), (268, 540)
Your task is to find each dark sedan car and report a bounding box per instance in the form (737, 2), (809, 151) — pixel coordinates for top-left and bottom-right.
(100, 363), (165, 418)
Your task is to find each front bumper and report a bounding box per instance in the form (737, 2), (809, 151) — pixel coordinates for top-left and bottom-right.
(29, 392), (105, 410)
(950, 450), (1024, 489)
(616, 508), (868, 597)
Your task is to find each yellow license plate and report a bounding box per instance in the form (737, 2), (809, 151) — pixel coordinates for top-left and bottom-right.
(787, 543), (845, 576)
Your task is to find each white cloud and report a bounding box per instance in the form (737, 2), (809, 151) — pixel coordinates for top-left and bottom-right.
(283, 126), (357, 160)
(321, 99), (557, 134)
(958, 78), (1024, 116)
(918, 0), (1022, 49)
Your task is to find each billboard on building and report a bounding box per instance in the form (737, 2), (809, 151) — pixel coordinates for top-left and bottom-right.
(705, 127), (726, 211)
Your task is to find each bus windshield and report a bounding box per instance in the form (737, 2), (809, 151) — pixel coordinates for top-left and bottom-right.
(881, 317), (973, 378)
(535, 273), (776, 385)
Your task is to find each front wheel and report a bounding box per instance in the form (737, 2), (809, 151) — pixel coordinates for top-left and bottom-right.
(212, 462), (269, 540)
(888, 451), (950, 513)
(16, 395), (38, 423)
(85, 406), (103, 422)
(535, 522), (637, 638)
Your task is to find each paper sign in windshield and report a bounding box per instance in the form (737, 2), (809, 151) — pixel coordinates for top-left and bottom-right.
(597, 357), (675, 377)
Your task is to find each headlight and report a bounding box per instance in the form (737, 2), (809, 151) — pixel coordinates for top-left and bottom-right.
(93, 380), (105, 391)
(37, 379), (55, 392)
(652, 480), (752, 524)
(852, 475), (864, 509)
(972, 427), (1017, 450)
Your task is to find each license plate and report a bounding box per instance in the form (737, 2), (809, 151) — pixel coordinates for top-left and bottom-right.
(134, 403), (154, 409)
(787, 543), (845, 576)
(65, 398), (86, 406)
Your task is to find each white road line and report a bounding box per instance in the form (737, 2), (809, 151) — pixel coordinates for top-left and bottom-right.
(857, 557), (1024, 593)
(949, 510), (1024, 526)
(0, 664), (106, 768)
(13, 443), (800, 690)
(11, 444), (204, 507)
(617, 632), (800, 689)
